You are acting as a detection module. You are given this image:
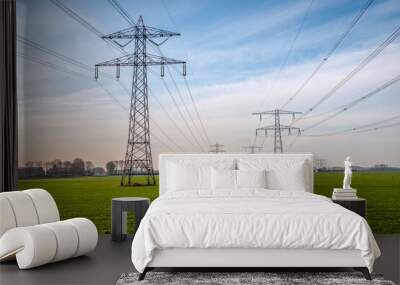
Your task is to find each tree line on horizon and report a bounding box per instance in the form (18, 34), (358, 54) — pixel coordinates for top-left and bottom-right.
(18, 157), (397, 180)
(18, 158), (125, 179)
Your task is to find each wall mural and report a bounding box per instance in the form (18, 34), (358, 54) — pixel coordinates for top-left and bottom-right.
(16, 0), (400, 233)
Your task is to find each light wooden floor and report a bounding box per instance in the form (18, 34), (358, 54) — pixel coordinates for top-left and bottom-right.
(0, 234), (398, 285)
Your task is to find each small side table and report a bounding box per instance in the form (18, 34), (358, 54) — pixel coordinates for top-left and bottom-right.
(111, 197), (150, 242)
(332, 198), (366, 218)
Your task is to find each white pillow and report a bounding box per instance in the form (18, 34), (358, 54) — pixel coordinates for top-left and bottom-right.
(166, 162), (211, 192)
(238, 159), (307, 191)
(266, 161), (306, 191)
(211, 167), (236, 191)
(237, 169), (267, 189)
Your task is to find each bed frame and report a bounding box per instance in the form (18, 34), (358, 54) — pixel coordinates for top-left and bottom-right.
(139, 153), (371, 280)
(140, 248), (370, 280)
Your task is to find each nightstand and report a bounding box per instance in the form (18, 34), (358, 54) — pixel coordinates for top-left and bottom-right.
(111, 197), (150, 242)
(332, 198), (366, 218)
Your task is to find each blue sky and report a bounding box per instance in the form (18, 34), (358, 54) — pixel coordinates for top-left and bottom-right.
(16, 0), (400, 167)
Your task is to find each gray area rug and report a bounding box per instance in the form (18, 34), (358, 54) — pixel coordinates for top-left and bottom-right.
(116, 272), (395, 285)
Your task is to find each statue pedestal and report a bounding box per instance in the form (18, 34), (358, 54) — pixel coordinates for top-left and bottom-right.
(333, 188), (357, 192)
(332, 188), (357, 199)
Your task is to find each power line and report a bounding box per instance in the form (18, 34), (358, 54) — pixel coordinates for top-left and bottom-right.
(158, 0), (211, 145)
(18, 34), (134, 104)
(165, 55), (212, 146)
(153, 44), (209, 147)
(265, 0), (314, 100)
(96, 80), (129, 112)
(17, 35), (119, 81)
(305, 114), (400, 137)
(254, 109), (302, 153)
(107, 77), (190, 152)
(95, 16), (187, 185)
(158, 48), (211, 144)
(18, 35), (136, 113)
(209, 143), (226, 153)
(49, 0), (125, 54)
(251, 0), (314, 148)
(49, 0), (194, 156)
(152, 61), (207, 150)
(164, 65), (209, 146)
(107, 0), (207, 151)
(302, 73), (400, 131)
(149, 117), (185, 152)
(46, 1), (195, 153)
(151, 68), (205, 151)
(160, 0), (192, 65)
(183, 76), (212, 145)
(18, 52), (178, 152)
(107, 0), (136, 26)
(49, 0), (103, 37)
(242, 145), (263, 153)
(287, 113), (400, 150)
(161, 75), (205, 151)
(22, 3), (182, 154)
(292, 24), (400, 126)
(148, 87), (196, 150)
(280, 0), (375, 109)
(18, 35), (91, 71)
(340, 121), (400, 135)
(116, 82), (188, 151)
(116, 80), (131, 95)
(18, 52), (92, 80)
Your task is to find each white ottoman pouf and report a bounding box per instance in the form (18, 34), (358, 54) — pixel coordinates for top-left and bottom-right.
(0, 189), (98, 269)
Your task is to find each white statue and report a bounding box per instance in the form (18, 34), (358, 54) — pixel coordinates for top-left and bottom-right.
(343, 156), (352, 189)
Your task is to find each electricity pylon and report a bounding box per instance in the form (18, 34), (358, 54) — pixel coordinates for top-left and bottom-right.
(95, 16), (186, 186)
(314, 156), (327, 171)
(253, 109), (301, 153)
(242, 145), (263, 153)
(209, 143), (226, 153)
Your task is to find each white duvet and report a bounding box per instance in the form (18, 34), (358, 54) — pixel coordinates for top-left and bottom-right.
(131, 190), (380, 273)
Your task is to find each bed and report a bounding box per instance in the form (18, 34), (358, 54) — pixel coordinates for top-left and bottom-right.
(131, 153), (380, 280)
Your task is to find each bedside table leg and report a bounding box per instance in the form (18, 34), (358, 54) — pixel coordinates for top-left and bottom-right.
(112, 202), (123, 242)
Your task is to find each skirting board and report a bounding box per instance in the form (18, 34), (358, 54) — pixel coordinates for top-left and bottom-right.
(147, 248), (366, 268)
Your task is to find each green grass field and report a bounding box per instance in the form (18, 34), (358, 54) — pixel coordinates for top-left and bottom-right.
(18, 172), (400, 234)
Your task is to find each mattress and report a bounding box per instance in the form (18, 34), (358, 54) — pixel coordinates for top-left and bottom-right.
(131, 190), (380, 273)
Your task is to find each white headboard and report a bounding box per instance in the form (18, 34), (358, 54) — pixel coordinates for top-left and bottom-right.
(159, 153), (314, 195)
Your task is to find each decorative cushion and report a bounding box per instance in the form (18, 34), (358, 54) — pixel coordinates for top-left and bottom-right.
(237, 169), (267, 189)
(211, 168), (236, 191)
